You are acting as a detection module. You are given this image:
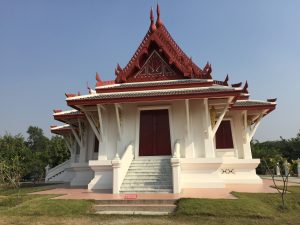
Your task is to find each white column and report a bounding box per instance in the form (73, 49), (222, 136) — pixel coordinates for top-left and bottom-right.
(242, 130), (252, 159)
(184, 99), (195, 158)
(203, 99), (215, 158)
(242, 112), (263, 159)
(97, 105), (107, 160)
(79, 121), (88, 163)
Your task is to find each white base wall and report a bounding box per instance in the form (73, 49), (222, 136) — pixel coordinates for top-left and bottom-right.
(180, 158), (225, 188)
(87, 160), (113, 190)
(60, 158), (261, 191)
(59, 168), (75, 183)
(70, 163), (94, 187)
(46, 171), (69, 183)
(177, 158), (262, 190)
(220, 158), (262, 184)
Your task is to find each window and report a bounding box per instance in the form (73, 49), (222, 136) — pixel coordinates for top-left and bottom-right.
(215, 120), (234, 149)
(94, 136), (99, 153)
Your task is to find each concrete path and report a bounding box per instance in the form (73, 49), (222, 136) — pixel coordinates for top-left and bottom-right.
(32, 179), (287, 200)
(260, 175), (300, 184)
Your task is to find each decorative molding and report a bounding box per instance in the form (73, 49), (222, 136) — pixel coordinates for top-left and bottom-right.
(221, 169), (235, 174)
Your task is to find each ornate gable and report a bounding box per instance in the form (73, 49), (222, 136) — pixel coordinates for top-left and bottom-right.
(114, 5), (212, 83)
(129, 50), (182, 82)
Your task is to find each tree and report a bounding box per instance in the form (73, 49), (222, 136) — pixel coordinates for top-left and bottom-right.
(252, 131), (300, 175)
(263, 157), (297, 210)
(0, 134), (31, 188)
(47, 136), (70, 168)
(26, 126), (49, 152)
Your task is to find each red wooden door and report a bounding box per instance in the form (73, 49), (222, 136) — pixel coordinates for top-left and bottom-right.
(139, 109), (172, 156)
(215, 120), (234, 149)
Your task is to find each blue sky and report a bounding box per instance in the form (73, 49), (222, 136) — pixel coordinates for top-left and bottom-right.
(0, 0), (299, 141)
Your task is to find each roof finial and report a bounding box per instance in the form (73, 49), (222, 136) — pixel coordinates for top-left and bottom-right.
(156, 4), (163, 27)
(243, 81), (249, 93)
(96, 72), (102, 82)
(224, 74), (229, 85)
(150, 7), (157, 32)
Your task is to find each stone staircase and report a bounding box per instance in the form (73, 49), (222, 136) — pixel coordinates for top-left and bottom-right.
(120, 158), (173, 193)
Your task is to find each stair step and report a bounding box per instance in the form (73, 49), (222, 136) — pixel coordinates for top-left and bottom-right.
(133, 159), (170, 161)
(121, 185), (172, 188)
(120, 188), (173, 193)
(123, 175), (172, 180)
(131, 163), (170, 165)
(125, 173), (171, 176)
(128, 169), (172, 175)
(122, 180), (171, 184)
(94, 204), (176, 213)
(120, 186), (172, 190)
(95, 199), (176, 205)
(130, 165), (171, 168)
(127, 169), (171, 172)
(95, 211), (170, 215)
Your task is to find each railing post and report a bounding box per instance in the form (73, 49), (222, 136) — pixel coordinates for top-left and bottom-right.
(171, 141), (181, 194)
(112, 154), (121, 194)
(297, 159), (300, 178)
(45, 165), (50, 176)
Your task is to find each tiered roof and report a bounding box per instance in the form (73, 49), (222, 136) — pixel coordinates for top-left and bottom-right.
(51, 5), (276, 134)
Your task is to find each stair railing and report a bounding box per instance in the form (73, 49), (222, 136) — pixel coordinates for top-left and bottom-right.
(112, 143), (134, 194)
(173, 140), (181, 158)
(45, 159), (71, 182)
(171, 140), (181, 194)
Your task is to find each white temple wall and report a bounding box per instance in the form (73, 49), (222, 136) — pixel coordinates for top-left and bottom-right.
(170, 100), (186, 156)
(105, 99), (216, 159)
(117, 104), (136, 158)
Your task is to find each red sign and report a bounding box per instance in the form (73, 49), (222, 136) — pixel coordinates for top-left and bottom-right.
(124, 194), (138, 200)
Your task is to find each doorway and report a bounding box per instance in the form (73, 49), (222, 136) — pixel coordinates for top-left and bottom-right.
(139, 109), (172, 156)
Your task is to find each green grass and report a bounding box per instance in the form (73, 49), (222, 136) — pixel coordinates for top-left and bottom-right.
(0, 184), (94, 218)
(0, 184), (300, 225)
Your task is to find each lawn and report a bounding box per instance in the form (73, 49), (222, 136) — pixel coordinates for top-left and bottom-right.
(0, 184), (300, 225)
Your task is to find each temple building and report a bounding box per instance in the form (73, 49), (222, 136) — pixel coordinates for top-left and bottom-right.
(47, 5), (276, 194)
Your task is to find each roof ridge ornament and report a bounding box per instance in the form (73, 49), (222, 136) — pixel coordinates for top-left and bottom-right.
(65, 93), (77, 98)
(53, 109), (62, 113)
(203, 62), (212, 79)
(224, 74), (229, 86)
(96, 72), (102, 82)
(242, 81), (249, 93)
(267, 98), (277, 103)
(150, 7), (157, 32)
(96, 72), (104, 87)
(232, 82), (242, 88)
(156, 4), (163, 27)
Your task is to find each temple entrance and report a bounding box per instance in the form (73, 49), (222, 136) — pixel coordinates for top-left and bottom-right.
(139, 109), (172, 156)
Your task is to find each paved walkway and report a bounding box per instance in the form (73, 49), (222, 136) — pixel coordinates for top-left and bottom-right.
(32, 179), (293, 200)
(260, 175), (300, 184)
